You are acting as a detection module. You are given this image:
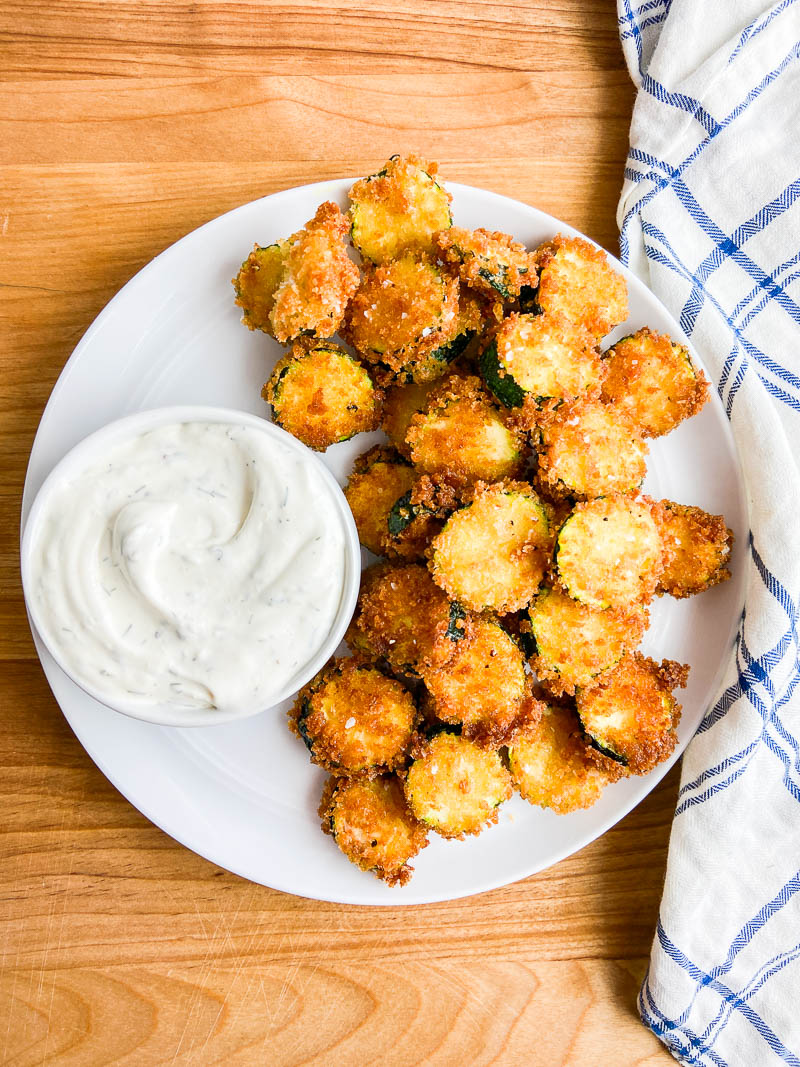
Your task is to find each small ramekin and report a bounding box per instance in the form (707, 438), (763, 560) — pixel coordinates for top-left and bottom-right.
(20, 406), (361, 727)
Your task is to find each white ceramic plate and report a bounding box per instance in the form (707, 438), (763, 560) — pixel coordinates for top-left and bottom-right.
(21, 178), (748, 905)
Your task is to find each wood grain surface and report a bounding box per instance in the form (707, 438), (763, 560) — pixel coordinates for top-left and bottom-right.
(1, 3), (676, 1063)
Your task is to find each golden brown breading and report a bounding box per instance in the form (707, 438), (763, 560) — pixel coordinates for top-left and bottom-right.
(656, 501), (734, 597)
(429, 480), (552, 614)
(577, 652), (689, 775)
(349, 562), (471, 675)
(403, 731), (513, 839)
(534, 234), (629, 338)
(262, 343), (382, 451)
(349, 155), (453, 264)
(509, 702), (624, 814)
(381, 380), (439, 457)
(601, 327), (709, 437)
(344, 446), (416, 556)
(435, 226), (536, 300)
(535, 397), (649, 500)
(290, 658), (416, 776)
(555, 495), (665, 610)
(259, 201), (360, 343)
(405, 373), (525, 486)
(422, 617), (542, 747)
(233, 241), (287, 334)
(528, 585), (649, 695)
(320, 774), (428, 887)
(341, 254), (460, 379)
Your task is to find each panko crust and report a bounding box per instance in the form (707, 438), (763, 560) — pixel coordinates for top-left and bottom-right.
(349, 562), (471, 675)
(320, 774), (428, 887)
(344, 445), (416, 556)
(535, 397), (649, 501)
(341, 255), (460, 377)
(509, 702), (623, 814)
(429, 479), (553, 614)
(406, 373), (525, 487)
(435, 226), (536, 300)
(578, 652), (689, 776)
(263, 343), (382, 451)
(656, 501), (734, 597)
(290, 657), (416, 777)
(534, 234), (629, 338)
(403, 731), (513, 839)
(422, 617), (540, 747)
(381, 380), (439, 457)
(267, 201), (360, 343)
(529, 585), (650, 696)
(601, 327), (710, 437)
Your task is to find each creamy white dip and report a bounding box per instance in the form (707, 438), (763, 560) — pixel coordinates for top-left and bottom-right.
(26, 421), (347, 713)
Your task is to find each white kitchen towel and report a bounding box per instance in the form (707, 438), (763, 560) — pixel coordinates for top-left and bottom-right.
(617, 1), (800, 1064)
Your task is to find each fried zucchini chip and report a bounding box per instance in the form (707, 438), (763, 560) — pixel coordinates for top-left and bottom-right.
(269, 201), (361, 343)
(342, 255), (460, 382)
(528, 586), (649, 695)
(576, 653), (689, 775)
(404, 731), (513, 839)
(349, 562), (470, 675)
(406, 373), (524, 486)
(381, 380), (438, 457)
(383, 473), (460, 562)
(263, 343), (381, 450)
(555, 496), (663, 610)
(656, 501), (734, 598)
(349, 155), (453, 264)
(601, 327), (709, 437)
(480, 312), (603, 409)
(430, 480), (551, 614)
(423, 617), (540, 746)
(435, 226), (535, 300)
(344, 446), (416, 556)
(508, 703), (623, 814)
(291, 658), (416, 776)
(533, 234), (629, 338)
(233, 241), (287, 334)
(320, 774), (428, 887)
(536, 398), (649, 500)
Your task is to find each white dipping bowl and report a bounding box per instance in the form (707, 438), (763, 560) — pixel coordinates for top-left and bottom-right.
(20, 406), (361, 727)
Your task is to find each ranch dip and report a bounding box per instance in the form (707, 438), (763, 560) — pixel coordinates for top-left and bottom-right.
(26, 421), (347, 714)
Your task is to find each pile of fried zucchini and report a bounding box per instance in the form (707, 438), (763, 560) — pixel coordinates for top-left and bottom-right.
(234, 156), (734, 887)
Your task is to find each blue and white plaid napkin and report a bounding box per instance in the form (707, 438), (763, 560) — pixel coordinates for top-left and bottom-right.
(617, 1), (800, 1063)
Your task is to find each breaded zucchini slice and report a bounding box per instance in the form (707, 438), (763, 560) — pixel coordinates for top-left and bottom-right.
(656, 501), (734, 598)
(536, 398), (648, 500)
(430, 480), (551, 614)
(342, 255), (460, 380)
(350, 562), (470, 675)
(423, 617), (535, 746)
(233, 241), (287, 334)
(576, 653), (689, 774)
(406, 373), (524, 486)
(533, 234), (629, 338)
(320, 774), (428, 887)
(291, 658), (415, 776)
(263, 343), (381, 450)
(528, 586), (649, 695)
(555, 496), (663, 610)
(479, 312), (602, 409)
(381, 380), (438, 457)
(508, 703), (622, 814)
(349, 155), (453, 264)
(383, 473), (460, 562)
(435, 226), (535, 300)
(601, 327), (710, 437)
(268, 201), (360, 343)
(404, 731), (512, 839)
(344, 446), (415, 556)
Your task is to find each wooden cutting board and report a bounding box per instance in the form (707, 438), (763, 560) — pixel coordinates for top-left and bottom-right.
(0, 3), (674, 1062)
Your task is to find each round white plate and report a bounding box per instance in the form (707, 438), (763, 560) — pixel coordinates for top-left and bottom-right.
(21, 178), (748, 905)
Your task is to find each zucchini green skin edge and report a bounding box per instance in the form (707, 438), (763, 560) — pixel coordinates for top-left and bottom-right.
(479, 341), (526, 408)
(386, 491), (429, 536)
(445, 601), (468, 642)
(584, 730), (629, 767)
(518, 283), (542, 315)
(429, 329), (474, 365)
